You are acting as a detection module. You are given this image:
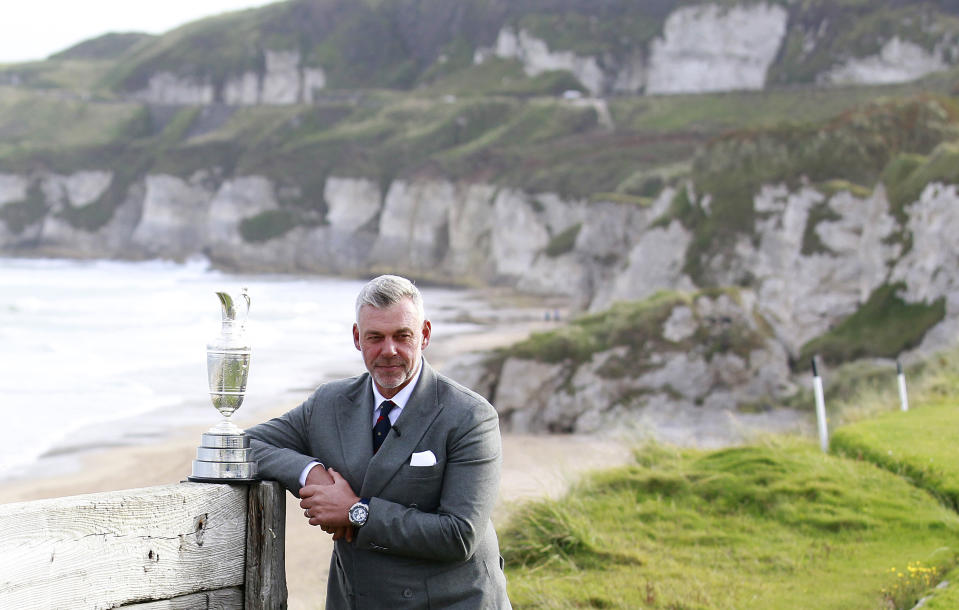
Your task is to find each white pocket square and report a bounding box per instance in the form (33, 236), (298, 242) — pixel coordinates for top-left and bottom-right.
(410, 450), (437, 467)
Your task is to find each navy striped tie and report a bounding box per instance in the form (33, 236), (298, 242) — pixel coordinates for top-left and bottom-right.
(373, 400), (396, 453)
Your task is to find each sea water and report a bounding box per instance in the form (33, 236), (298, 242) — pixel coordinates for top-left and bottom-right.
(0, 257), (480, 481)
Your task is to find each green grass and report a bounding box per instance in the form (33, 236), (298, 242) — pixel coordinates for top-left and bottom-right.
(501, 288), (767, 370)
(239, 209), (298, 242)
(0, 86), (141, 156)
(828, 345), (959, 496)
(501, 341), (959, 609)
(798, 283), (946, 369)
(832, 401), (959, 511)
(886, 141), (959, 213)
(502, 440), (959, 609)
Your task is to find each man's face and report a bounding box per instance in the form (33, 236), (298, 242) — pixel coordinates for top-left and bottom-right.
(353, 297), (431, 398)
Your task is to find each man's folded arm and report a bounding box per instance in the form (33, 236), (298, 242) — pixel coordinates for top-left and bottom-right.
(247, 401), (318, 495)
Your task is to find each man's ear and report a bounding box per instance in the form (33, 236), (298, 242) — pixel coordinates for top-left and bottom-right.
(353, 323), (361, 350)
(421, 320), (432, 349)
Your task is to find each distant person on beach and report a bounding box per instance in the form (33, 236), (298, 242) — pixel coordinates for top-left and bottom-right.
(247, 274), (511, 609)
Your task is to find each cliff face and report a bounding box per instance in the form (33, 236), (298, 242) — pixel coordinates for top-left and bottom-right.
(3, 168), (956, 356)
(475, 3), (793, 96)
(115, 1), (959, 104)
(135, 50), (327, 105)
(6, 162), (954, 441)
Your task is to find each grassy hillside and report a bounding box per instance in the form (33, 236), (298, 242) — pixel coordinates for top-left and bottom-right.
(502, 440), (959, 609)
(86, 0), (959, 96)
(502, 346), (959, 609)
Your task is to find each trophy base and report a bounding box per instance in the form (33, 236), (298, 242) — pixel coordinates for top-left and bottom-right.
(189, 432), (258, 484)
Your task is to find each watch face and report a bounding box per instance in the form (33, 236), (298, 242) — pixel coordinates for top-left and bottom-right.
(350, 503), (369, 526)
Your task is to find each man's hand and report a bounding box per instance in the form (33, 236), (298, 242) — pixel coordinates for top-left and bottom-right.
(299, 469), (361, 541)
(304, 464), (334, 487)
(300, 465), (352, 540)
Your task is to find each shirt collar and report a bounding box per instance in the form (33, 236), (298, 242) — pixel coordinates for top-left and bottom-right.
(371, 356), (423, 412)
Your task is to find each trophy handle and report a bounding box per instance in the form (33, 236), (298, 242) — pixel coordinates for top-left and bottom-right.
(239, 288), (250, 328)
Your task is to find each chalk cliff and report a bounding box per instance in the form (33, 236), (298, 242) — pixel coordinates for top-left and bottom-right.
(2, 169), (955, 353)
(136, 50), (326, 105)
(1, 154), (957, 442)
(121, 1), (959, 104)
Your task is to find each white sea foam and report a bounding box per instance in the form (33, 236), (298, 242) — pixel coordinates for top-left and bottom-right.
(0, 257), (479, 481)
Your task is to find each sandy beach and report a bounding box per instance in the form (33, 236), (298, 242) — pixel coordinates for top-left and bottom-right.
(0, 302), (633, 609)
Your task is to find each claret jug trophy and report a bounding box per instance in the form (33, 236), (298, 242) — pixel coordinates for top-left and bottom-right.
(189, 289), (258, 483)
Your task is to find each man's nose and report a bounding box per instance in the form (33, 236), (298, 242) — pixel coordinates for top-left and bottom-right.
(382, 339), (398, 355)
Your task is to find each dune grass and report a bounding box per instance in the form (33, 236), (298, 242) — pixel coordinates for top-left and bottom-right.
(832, 401), (959, 512)
(501, 345), (959, 608)
(502, 440), (959, 609)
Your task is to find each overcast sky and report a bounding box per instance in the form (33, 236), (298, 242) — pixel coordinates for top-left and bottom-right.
(0, 0), (283, 64)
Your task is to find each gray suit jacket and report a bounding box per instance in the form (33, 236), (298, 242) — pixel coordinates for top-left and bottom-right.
(247, 360), (511, 610)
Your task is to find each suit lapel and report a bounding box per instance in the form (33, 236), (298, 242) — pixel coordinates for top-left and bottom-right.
(359, 361), (445, 499)
(333, 377), (375, 490)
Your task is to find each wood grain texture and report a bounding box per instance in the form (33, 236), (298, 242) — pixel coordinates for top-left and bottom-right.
(244, 481), (287, 609)
(0, 482), (247, 609)
(118, 587), (243, 609)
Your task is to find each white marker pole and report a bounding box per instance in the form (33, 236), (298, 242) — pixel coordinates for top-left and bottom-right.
(812, 356), (828, 452)
(897, 360), (909, 412)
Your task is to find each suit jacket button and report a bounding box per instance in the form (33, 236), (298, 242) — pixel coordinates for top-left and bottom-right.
(403, 588), (413, 599)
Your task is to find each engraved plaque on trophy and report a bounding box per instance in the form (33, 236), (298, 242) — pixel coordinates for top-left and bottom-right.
(189, 289), (258, 483)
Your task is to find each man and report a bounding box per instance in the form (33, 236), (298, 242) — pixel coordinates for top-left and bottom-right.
(247, 274), (511, 609)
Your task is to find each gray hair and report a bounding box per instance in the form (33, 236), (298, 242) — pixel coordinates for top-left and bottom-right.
(355, 275), (425, 321)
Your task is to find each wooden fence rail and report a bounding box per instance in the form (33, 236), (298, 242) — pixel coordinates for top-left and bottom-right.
(0, 480), (286, 609)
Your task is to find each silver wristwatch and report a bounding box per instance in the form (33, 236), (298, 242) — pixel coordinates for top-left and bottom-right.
(348, 498), (370, 527)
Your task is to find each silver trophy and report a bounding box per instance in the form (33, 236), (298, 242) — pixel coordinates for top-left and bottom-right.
(189, 289), (258, 483)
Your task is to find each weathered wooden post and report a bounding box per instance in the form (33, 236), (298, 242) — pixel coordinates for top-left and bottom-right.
(245, 480), (287, 609)
(0, 480), (286, 609)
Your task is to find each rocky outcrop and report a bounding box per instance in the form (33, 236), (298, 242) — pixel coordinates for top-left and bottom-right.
(324, 177), (381, 233)
(819, 37), (950, 86)
(474, 3), (789, 96)
(372, 179), (455, 271)
(589, 218), (696, 310)
(207, 176), (280, 245)
(448, 292), (806, 446)
(479, 27), (608, 96)
(891, 183), (959, 355)
(0, 174), (28, 206)
(717, 185), (900, 355)
(646, 3), (789, 94)
(129, 174), (215, 256)
(136, 73), (215, 105)
(136, 50), (326, 106)
(41, 171), (113, 209)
